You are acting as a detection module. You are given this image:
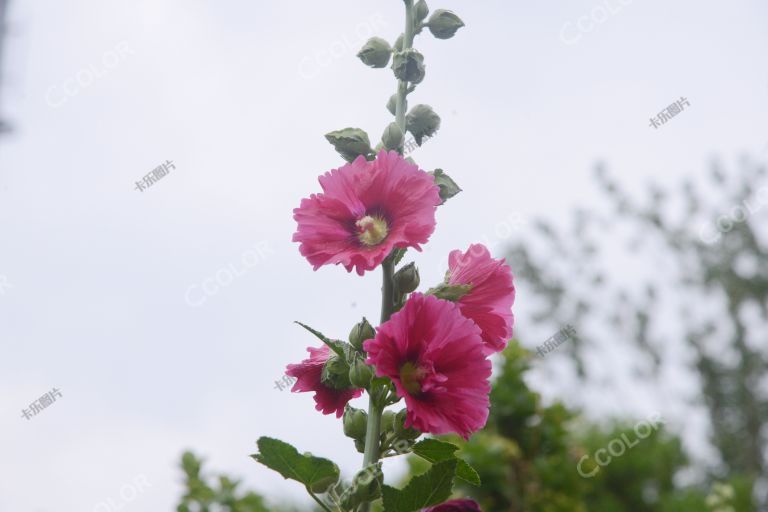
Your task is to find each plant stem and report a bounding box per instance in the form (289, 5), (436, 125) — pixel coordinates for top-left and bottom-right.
(362, 392), (383, 467)
(307, 488), (334, 512)
(395, 0), (415, 152)
(380, 257), (396, 325)
(359, 260), (394, 511)
(359, 4), (414, 511)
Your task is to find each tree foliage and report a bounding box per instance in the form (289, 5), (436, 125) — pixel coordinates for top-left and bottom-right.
(405, 342), (753, 511)
(506, 159), (766, 508)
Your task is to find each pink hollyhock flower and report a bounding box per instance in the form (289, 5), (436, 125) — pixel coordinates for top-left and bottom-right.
(424, 499), (481, 512)
(447, 243), (515, 354)
(286, 345), (362, 418)
(293, 150), (440, 276)
(364, 293), (491, 439)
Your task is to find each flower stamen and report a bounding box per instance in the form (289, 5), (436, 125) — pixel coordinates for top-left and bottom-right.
(399, 361), (426, 395)
(356, 215), (389, 246)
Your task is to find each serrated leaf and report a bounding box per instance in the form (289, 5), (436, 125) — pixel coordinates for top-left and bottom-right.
(382, 459), (457, 512)
(294, 321), (347, 358)
(412, 439), (481, 486)
(251, 437), (340, 493)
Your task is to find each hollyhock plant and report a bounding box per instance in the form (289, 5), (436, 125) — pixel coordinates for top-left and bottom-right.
(286, 345), (363, 418)
(293, 150), (441, 276)
(443, 243), (515, 354)
(424, 499), (482, 512)
(252, 3), (509, 510)
(364, 293), (492, 439)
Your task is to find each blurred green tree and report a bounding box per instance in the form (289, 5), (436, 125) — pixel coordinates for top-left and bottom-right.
(177, 451), (294, 512)
(405, 342), (753, 511)
(506, 158), (766, 508)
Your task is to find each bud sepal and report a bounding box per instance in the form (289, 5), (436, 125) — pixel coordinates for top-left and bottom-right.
(427, 9), (465, 39)
(357, 37), (392, 68)
(406, 104), (440, 145)
(392, 49), (426, 84)
(325, 128), (374, 162)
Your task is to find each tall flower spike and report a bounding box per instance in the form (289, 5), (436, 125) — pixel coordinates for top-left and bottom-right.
(293, 150), (440, 276)
(446, 243), (515, 354)
(364, 293), (492, 439)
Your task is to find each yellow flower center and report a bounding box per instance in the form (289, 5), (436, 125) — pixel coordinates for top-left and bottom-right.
(356, 215), (389, 246)
(399, 361), (426, 395)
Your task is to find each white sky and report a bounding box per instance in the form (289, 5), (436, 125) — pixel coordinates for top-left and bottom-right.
(1, 0), (767, 510)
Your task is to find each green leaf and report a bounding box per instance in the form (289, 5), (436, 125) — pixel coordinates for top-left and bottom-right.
(294, 321), (346, 358)
(381, 459), (457, 512)
(250, 437), (340, 493)
(412, 439), (481, 486)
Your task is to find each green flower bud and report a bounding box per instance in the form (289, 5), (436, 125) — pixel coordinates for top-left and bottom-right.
(341, 463), (382, 508)
(381, 410), (396, 433)
(390, 437), (415, 455)
(354, 439), (366, 453)
(349, 317), (376, 351)
(349, 357), (374, 388)
(394, 262), (420, 294)
(321, 353), (352, 389)
(325, 128), (374, 162)
(357, 37), (392, 68)
(406, 104), (440, 145)
(343, 406), (368, 440)
(414, 0), (429, 24)
(382, 122), (404, 151)
(394, 409), (421, 440)
(392, 49), (425, 84)
(427, 9), (465, 39)
(393, 33), (404, 52)
(309, 471), (340, 494)
(386, 94), (398, 116)
(430, 169), (462, 204)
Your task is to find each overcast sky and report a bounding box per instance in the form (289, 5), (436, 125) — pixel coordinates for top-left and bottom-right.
(1, 0), (767, 510)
